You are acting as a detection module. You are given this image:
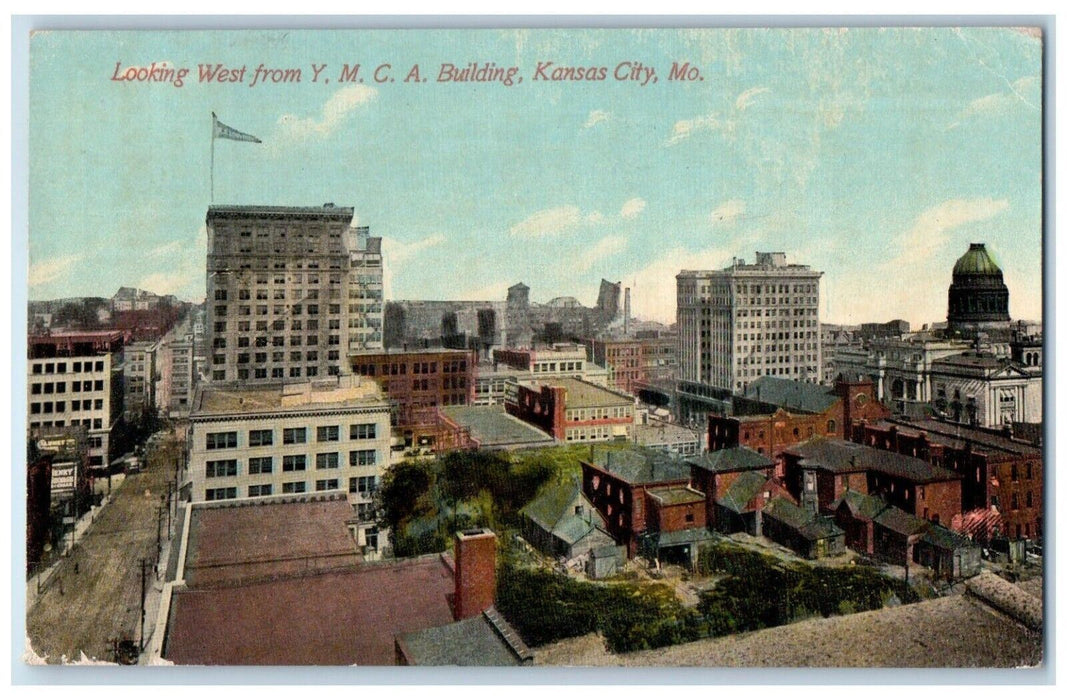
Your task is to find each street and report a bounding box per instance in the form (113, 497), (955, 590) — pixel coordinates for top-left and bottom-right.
(25, 429), (183, 664)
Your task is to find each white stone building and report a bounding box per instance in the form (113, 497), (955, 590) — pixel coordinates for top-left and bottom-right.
(677, 252), (823, 394)
(186, 375), (391, 552)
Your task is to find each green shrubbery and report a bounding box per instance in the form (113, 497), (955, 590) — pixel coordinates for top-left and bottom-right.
(496, 562), (706, 653)
(498, 540), (920, 653)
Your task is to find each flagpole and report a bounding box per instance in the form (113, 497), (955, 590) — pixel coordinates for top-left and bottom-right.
(210, 112), (216, 204)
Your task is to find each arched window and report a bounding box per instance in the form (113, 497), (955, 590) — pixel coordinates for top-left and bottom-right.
(1011, 493), (1019, 510)
(1026, 463), (1033, 479)
(1026, 491), (1033, 508)
(1012, 464), (1019, 481)
(827, 420), (836, 433)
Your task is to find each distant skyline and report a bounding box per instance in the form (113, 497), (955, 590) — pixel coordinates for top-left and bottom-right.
(29, 28), (1042, 326)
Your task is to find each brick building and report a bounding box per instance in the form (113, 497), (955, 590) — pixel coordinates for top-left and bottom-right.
(350, 348), (476, 447)
(506, 376), (634, 444)
(781, 439), (963, 527)
(580, 334), (677, 395)
(580, 447), (700, 558)
(851, 418), (1043, 543)
(707, 377), (891, 457)
(688, 447), (776, 530)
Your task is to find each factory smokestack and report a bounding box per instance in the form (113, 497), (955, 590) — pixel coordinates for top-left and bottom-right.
(624, 287), (631, 335)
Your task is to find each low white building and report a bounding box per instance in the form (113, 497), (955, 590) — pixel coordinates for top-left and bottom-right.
(186, 374), (392, 553)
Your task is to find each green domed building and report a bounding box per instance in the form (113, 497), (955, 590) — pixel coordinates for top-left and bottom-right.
(947, 243), (1011, 337)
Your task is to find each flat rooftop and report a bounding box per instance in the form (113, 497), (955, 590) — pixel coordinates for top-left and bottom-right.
(885, 418), (1042, 457)
(165, 555), (455, 665)
(521, 376), (633, 408)
(183, 495), (359, 587)
(635, 420), (701, 445)
(206, 203), (354, 220)
(648, 486), (705, 506)
(192, 376), (386, 416)
(440, 405), (556, 449)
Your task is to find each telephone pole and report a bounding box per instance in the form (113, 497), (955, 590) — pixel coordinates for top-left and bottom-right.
(139, 558), (147, 652)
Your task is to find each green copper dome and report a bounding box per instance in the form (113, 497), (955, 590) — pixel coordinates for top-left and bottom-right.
(953, 243), (1002, 276)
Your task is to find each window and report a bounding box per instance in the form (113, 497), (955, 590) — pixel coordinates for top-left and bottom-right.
(350, 423), (377, 440)
(248, 429), (273, 447)
(282, 481), (307, 494)
(205, 487), (237, 501)
(206, 460), (238, 478)
(248, 484), (273, 497)
(316, 452), (340, 469)
(206, 431), (238, 450)
(349, 475), (378, 494)
(282, 455), (307, 472)
(283, 427), (307, 444)
(349, 449), (376, 466)
(248, 456), (273, 474)
(316, 425), (340, 442)
(315, 479), (339, 491)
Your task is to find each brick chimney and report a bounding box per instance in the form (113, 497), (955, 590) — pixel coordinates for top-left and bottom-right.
(454, 528), (497, 620)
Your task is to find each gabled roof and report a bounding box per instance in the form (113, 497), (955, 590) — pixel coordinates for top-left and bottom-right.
(519, 479), (604, 545)
(745, 376), (839, 414)
(397, 607), (532, 666)
(873, 506), (929, 537)
(784, 438), (960, 484)
(717, 471), (772, 514)
(587, 447), (692, 485)
(830, 490), (887, 521)
(762, 497), (843, 541)
(688, 446), (774, 474)
(922, 524), (978, 551)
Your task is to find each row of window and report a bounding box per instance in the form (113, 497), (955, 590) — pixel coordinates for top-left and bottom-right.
(205, 475), (378, 501)
(30, 401), (104, 416)
(30, 380), (105, 394)
(206, 450), (377, 477)
(31, 360), (106, 375)
(211, 366), (341, 381)
(208, 424), (377, 450)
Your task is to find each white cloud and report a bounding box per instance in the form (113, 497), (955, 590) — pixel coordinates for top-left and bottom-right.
(584, 110), (610, 128)
(666, 113), (724, 146)
(148, 240), (183, 258)
(829, 198), (1011, 325)
(620, 197), (646, 220)
(509, 206), (585, 238)
(710, 199), (746, 226)
(576, 236), (627, 273)
(137, 272), (188, 296)
(586, 211), (605, 224)
(276, 84), (378, 142)
(735, 86), (770, 111)
(949, 75), (1040, 129)
(134, 225), (208, 301)
(381, 233), (446, 265)
(893, 198), (1009, 270)
(29, 255), (82, 287)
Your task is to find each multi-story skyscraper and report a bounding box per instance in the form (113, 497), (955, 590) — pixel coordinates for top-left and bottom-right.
(205, 204), (384, 385)
(677, 252), (822, 394)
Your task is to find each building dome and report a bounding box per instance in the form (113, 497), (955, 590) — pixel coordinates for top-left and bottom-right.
(953, 242), (1003, 276)
(947, 243), (1010, 337)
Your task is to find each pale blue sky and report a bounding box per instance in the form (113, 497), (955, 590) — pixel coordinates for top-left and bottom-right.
(29, 28), (1042, 325)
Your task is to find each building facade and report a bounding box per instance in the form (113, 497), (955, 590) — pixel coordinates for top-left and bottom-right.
(947, 243), (1011, 338)
(205, 204), (383, 385)
(122, 340), (158, 418)
(677, 252), (822, 394)
(28, 331), (125, 470)
(506, 376), (634, 444)
(186, 375), (391, 551)
(581, 333), (678, 395)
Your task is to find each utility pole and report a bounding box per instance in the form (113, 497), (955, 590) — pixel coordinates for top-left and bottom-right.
(139, 558), (147, 651)
(156, 506), (164, 562)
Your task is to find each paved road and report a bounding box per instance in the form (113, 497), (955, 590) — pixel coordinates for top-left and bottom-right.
(26, 431), (183, 664)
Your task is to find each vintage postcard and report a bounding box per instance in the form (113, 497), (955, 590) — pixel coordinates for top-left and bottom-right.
(22, 25), (1044, 672)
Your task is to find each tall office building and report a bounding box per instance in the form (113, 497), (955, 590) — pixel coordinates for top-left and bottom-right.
(205, 204), (384, 385)
(677, 252), (822, 393)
